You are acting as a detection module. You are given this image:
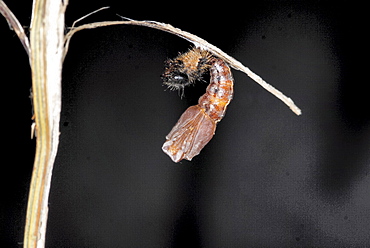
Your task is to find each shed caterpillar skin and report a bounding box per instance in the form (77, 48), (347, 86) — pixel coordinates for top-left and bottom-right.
(161, 47), (212, 97)
(162, 49), (234, 163)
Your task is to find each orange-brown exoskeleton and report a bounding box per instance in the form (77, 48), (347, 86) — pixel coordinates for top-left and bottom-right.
(162, 49), (234, 162)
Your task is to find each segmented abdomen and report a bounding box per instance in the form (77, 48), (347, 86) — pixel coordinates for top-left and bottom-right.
(198, 58), (234, 122)
(162, 57), (234, 162)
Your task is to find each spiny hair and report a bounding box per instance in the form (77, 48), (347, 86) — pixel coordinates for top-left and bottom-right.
(161, 47), (213, 97)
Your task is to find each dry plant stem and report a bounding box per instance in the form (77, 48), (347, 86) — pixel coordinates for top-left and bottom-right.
(65, 20), (302, 115)
(0, 0), (30, 56)
(0, 5), (300, 247)
(24, 0), (67, 247)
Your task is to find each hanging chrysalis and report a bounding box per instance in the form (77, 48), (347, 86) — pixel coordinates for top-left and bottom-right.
(161, 48), (234, 162)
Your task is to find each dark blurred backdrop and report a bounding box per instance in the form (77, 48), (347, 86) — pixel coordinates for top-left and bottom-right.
(1, 0), (369, 247)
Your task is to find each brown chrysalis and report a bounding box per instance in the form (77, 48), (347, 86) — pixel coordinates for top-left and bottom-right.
(162, 48), (234, 162)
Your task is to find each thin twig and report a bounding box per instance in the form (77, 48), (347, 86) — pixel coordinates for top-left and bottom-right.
(71, 6), (109, 29)
(0, 0), (30, 57)
(64, 19), (302, 115)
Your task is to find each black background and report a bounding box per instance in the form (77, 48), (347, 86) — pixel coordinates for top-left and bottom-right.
(2, 0), (370, 247)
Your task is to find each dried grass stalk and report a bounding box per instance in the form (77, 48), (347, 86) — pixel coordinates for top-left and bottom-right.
(65, 19), (302, 115)
(0, 0), (30, 56)
(24, 0), (67, 247)
(0, 3), (302, 248)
